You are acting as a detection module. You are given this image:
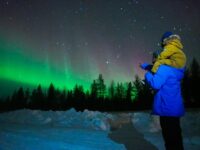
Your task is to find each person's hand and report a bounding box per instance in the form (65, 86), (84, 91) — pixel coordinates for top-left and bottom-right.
(140, 63), (151, 70)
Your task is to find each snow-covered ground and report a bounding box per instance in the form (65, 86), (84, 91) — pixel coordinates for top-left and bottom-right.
(0, 108), (199, 150)
(132, 110), (200, 150)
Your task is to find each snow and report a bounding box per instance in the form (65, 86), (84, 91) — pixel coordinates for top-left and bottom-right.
(0, 108), (200, 150)
(132, 111), (200, 150)
(0, 108), (112, 131)
(0, 108), (124, 150)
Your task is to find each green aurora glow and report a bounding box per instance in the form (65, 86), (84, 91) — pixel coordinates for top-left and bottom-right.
(0, 37), (93, 92)
(0, 33), (134, 97)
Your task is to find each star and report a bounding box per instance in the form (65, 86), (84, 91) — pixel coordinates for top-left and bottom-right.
(84, 42), (88, 46)
(106, 60), (110, 64)
(160, 16), (165, 19)
(61, 43), (65, 47)
(133, 0), (139, 4)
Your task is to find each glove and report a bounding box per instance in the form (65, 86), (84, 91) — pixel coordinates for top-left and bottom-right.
(140, 63), (151, 70)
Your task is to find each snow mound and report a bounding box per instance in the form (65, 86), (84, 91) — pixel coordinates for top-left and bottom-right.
(0, 108), (112, 131)
(0, 109), (126, 150)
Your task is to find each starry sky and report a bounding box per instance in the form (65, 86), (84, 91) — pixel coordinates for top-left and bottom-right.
(0, 0), (200, 97)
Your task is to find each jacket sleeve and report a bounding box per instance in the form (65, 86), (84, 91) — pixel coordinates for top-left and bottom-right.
(145, 66), (168, 90)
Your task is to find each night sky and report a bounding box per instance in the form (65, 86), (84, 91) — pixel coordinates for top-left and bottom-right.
(0, 0), (200, 97)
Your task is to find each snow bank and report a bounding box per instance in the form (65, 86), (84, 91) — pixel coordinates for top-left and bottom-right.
(0, 109), (126, 150)
(0, 108), (113, 131)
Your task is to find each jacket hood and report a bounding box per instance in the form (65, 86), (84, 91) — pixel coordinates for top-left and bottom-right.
(167, 38), (183, 50)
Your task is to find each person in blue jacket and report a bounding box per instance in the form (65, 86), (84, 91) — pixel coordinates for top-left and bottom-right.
(140, 49), (185, 150)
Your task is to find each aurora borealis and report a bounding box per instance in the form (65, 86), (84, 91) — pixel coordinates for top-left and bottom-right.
(0, 0), (200, 97)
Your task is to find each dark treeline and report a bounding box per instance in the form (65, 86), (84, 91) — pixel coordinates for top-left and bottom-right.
(0, 58), (200, 112)
(0, 74), (153, 112)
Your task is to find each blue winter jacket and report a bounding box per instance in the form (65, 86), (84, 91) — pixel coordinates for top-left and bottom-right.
(145, 65), (185, 117)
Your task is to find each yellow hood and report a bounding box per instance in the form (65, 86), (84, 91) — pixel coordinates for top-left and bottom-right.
(167, 38), (183, 50)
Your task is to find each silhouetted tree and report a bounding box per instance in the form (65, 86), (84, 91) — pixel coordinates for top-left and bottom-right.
(131, 83), (138, 101)
(96, 74), (106, 99)
(73, 85), (85, 99)
(9, 87), (26, 109)
(59, 88), (67, 109)
(133, 75), (153, 109)
(116, 83), (125, 100)
(54, 88), (62, 108)
(133, 75), (143, 99)
(126, 82), (138, 102)
(108, 80), (115, 100)
(85, 90), (90, 100)
(24, 88), (30, 105)
(189, 58), (200, 106)
(73, 85), (85, 110)
(182, 68), (192, 106)
(47, 83), (56, 109)
(31, 89), (37, 107)
(126, 82), (132, 102)
(66, 90), (73, 109)
(91, 80), (98, 100)
(30, 85), (45, 109)
(60, 89), (67, 100)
